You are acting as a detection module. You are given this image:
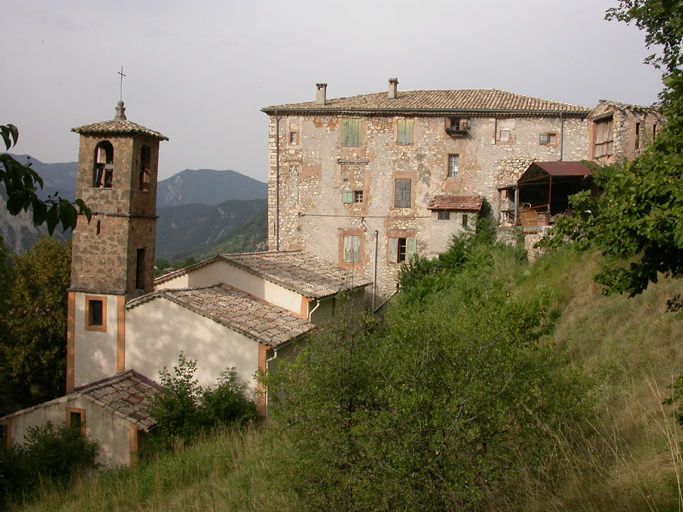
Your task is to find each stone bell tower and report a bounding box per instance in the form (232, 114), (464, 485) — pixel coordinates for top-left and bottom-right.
(66, 101), (168, 391)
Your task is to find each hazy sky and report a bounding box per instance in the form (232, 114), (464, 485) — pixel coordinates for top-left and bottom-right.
(1, 0), (664, 182)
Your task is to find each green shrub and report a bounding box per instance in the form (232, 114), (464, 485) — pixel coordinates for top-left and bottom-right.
(0, 421), (98, 504)
(148, 353), (257, 452)
(267, 249), (592, 511)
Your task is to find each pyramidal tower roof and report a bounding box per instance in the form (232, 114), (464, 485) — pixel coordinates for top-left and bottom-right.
(72, 101), (168, 141)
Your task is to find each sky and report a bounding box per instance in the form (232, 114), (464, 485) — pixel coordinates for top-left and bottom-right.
(1, 0), (664, 183)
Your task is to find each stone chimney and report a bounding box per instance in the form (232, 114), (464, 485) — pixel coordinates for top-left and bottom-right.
(388, 78), (399, 100)
(316, 83), (327, 105)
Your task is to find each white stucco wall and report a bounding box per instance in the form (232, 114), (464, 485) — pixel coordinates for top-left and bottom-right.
(156, 260), (304, 316)
(125, 298), (260, 392)
(73, 292), (119, 388)
(4, 395), (134, 467)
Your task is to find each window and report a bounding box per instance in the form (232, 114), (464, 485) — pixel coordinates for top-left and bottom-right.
(96, 220), (101, 236)
(539, 133), (557, 145)
(499, 129), (511, 142)
(93, 141), (114, 188)
(85, 296), (106, 332)
(593, 116), (613, 157)
(635, 122), (641, 149)
(397, 119), (414, 145)
(341, 118), (361, 147)
(389, 237), (417, 263)
(139, 145), (151, 191)
(394, 179), (411, 208)
(446, 117), (468, 134)
(289, 131), (297, 144)
(136, 248), (146, 290)
(462, 214), (468, 228)
(354, 190), (364, 203)
(448, 154), (459, 178)
(438, 211), (450, 220)
(66, 408), (86, 436)
(343, 235), (361, 263)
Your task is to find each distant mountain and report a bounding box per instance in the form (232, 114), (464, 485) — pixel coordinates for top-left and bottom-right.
(172, 208), (268, 262)
(5, 154), (77, 202)
(0, 156), (268, 256)
(157, 169), (267, 208)
(0, 192), (69, 254)
(155, 199), (267, 260)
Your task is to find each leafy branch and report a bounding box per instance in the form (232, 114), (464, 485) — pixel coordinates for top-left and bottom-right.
(1, 123), (90, 234)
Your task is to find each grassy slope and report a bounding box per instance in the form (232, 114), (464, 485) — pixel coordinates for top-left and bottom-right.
(11, 250), (683, 512)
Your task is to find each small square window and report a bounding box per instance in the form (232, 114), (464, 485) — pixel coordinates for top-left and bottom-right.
(85, 296), (107, 332)
(66, 408), (86, 436)
(389, 237), (417, 263)
(354, 190), (363, 203)
(438, 211), (450, 220)
(539, 133), (557, 145)
(499, 129), (510, 142)
(448, 154), (459, 178)
(289, 131), (297, 144)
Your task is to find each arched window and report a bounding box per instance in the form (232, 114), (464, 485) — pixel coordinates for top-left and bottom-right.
(93, 141), (114, 188)
(139, 145), (151, 191)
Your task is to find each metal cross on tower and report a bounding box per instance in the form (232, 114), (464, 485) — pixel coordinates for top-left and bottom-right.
(118, 67), (126, 102)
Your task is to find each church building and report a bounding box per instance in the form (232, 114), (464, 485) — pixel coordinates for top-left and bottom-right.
(1, 102), (368, 466)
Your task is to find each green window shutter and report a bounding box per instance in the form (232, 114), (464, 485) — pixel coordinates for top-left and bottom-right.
(388, 237), (398, 263)
(397, 119), (414, 145)
(344, 235), (361, 263)
(406, 238), (417, 261)
(395, 179), (411, 208)
(342, 190), (353, 204)
(342, 118), (361, 147)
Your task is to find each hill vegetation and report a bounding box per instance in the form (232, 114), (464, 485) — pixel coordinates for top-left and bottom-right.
(6, 240), (683, 511)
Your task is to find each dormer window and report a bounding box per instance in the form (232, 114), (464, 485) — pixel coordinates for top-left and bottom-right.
(445, 117), (468, 136)
(93, 141), (114, 188)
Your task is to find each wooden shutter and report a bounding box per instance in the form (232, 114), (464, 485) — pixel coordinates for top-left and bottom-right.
(342, 118), (361, 147)
(397, 119), (414, 145)
(342, 190), (353, 204)
(388, 237), (398, 263)
(395, 179), (411, 208)
(344, 235), (360, 263)
(406, 238), (417, 262)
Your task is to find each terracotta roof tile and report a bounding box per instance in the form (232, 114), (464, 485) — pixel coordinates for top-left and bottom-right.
(154, 250), (372, 299)
(223, 251), (372, 299)
(427, 195), (484, 211)
(72, 102), (168, 141)
(141, 284), (315, 347)
(263, 89), (590, 115)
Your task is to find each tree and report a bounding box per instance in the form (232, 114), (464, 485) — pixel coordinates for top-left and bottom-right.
(148, 353), (257, 451)
(547, 1), (683, 299)
(1, 124), (90, 234)
(266, 247), (589, 511)
(0, 237), (71, 409)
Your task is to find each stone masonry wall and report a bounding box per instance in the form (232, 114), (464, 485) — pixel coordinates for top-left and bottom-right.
(268, 113), (589, 298)
(71, 134), (160, 296)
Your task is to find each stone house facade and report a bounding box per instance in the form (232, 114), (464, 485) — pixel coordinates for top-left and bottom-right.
(588, 100), (663, 166)
(262, 80), (593, 298)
